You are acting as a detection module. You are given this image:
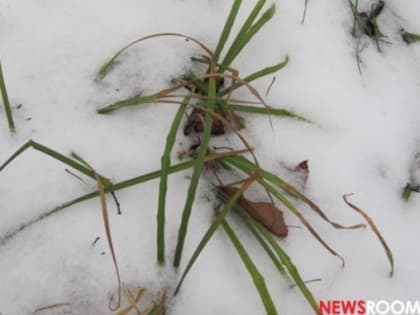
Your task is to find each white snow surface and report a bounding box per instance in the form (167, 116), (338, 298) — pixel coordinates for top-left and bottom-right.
(1, 0), (420, 314)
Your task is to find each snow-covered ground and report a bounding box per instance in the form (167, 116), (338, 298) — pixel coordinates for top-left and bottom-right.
(1, 0), (420, 314)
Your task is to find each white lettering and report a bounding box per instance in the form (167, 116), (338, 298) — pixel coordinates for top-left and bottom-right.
(406, 301), (420, 314)
(390, 300), (404, 315)
(375, 300), (389, 315)
(366, 300), (375, 315)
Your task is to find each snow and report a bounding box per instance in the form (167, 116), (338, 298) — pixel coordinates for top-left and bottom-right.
(1, 0), (420, 314)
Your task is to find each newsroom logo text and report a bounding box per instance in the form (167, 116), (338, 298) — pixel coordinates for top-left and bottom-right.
(319, 300), (420, 315)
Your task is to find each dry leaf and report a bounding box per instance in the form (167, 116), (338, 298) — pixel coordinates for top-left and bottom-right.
(221, 186), (288, 238)
(343, 194), (394, 277)
(33, 303), (71, 313)
(183, 109), (225, 136)
(294, 160), (309, 186)
(294, 160), (308, 173)
(116, 287), (145, 315)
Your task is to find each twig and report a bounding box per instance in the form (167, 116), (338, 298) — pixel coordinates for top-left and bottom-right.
(111, 191), (122, 215)
(265, 76), (276, 96)
(65, 168), (86, 183)
(290, 278), (321, 288)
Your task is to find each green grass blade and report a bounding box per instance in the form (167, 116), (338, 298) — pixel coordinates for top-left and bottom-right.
(402, 183), (413, 201)
(401, 30), (420, 44)
(0, 141), (31, 172)
(349, 0), (361, 36)
(69, 152), (90, 166)
(0, 140), (95, 180)
(0, 159), (196, 244)
(221, 219), (278, 315)
(146, 305), (161, 315)
(0, 62), (16, 133)
(173, 76), (216, 268)
(225, 4), (276, 67)
(218, 58), (288, 97)
(174, 182), (249, 295)
(145, 290), (167, 315)
(226, 104), (310, 122)
(349, 0), (357, 17)
(243, 214), (286, 275)
(214, 0), (242, 62)
(221, 0), (266, 68)
(215, 187), (286, 275)
(96, 46), (130, 80)
(30, 142), (94, 179)
(157, 94), (191, 265)
(97, 95), (157, 114)
(181, 71), (209, 95)
(250, 217), (320, 314)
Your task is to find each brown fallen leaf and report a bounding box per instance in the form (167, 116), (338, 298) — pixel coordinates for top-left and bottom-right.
(294, 160), (309, 186)
(183, 108), (244, 137)
(221, 186), (288, 238)
(183, 109), (225, 136)
(294, 160), (308, 173)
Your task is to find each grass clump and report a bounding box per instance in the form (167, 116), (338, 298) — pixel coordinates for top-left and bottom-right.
(0, 1), (395, 314)
(349, 0), (388, 73)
